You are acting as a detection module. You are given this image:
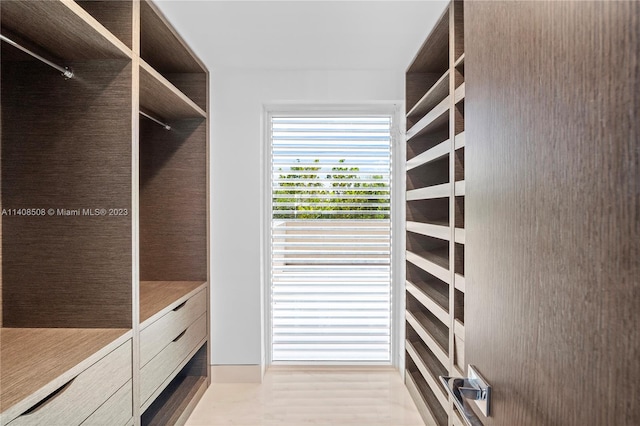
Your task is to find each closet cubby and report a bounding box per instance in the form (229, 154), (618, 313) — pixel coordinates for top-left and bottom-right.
(404, 1), (465, 423)
(406, 155), (450, 191)
(406, 293), (449, 357)
(407, 124), (449, 162)
(407, 232), (450, 272)
(406, 198), (449, 226)
(406, 323), (448, 412)
(75, 1), (134, 50)
(1, 1), (209, 424)
(405, 354), (448, 426)
(1, 0), (131, 60)
(140, 0), (207, 112)
(406, 262), (449, 322)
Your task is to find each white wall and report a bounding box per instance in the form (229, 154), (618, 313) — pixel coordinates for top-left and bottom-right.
(210, 68), (403, 365)
(154, 0), (449, 370)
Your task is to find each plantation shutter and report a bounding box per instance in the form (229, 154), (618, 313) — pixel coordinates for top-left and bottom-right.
(271, 116), (392, 362)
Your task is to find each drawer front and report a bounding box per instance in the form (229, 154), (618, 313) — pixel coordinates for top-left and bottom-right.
(140, 289), (207, 367)
(8, 340), (132, 426)
(81, 380), (132, 426)
(140, 314), (207, 406)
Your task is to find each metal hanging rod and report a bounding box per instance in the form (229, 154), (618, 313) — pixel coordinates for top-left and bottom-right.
(0, 34), (73, 79)
(139, 111), (171, 131)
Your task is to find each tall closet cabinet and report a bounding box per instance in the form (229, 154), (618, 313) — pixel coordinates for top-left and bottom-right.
(0, 1), (209, 425)
(404, 1), (465, 425)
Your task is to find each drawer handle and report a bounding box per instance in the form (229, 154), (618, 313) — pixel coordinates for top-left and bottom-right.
(21, 378), (76, 416)
(172, 329), (187, 342)
(173, 301), (187, 311)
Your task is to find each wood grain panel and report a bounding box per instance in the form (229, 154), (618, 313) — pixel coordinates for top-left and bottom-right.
(81, 380), (133, 426)
(406, 7), (449, 74)
(1, 0), (131, 60)
(1, 60), (132, 328)
(6, 340), (131, 426)
(139, 61), (205, 120)
(140, 315), (206, 406)
(466, 1), (640, 424)
(76, 1), (133, 49)
(139, 118), (207, 282)
(140, 289), (206, 366)
(140, 0), (205, 73)
(0, 328), (130, 417)
(164, 72), (208, 113)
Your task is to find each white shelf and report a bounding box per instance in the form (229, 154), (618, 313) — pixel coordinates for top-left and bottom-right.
(407, 96), (450, 141)
(454, 228), (465, 244)
(454, 132), (465, 150)
(455, 180), (466, 196)
(405, 371), (441, 426)
(406, 310), (449, 368)
(407, 183), (451, 201)
(407, 70), (450, 122)
(406, 250), (451, 285)
(407, 221), (450, 242)
(407, 139), (450, 171)
(406, 340), (449, 411)
(454, 82), (466, 103)
(406, 281), (449, 326)
(454, 273), (466, 293)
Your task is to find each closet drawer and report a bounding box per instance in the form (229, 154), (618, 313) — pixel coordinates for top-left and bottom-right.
(140, 314), (207, 406)
(8, 340), (132, 426)
(81, 380), (132, 426)
(140, 289), (207, 367)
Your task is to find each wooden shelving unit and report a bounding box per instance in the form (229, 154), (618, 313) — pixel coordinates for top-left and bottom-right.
(0, 1), (209, 425)
(404, 1), (465, 424)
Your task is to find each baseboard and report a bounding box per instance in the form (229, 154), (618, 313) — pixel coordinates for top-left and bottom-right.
(211, 365), (263, 383)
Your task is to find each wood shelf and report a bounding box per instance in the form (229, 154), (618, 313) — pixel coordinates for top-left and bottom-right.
(406, 281), (449, 326)
(406, 7), (449, 74)
(140, 0), (205, 74)
(454, 132), (465, 150)
(454, 53), (465, 68)
(1, 0), (131, 60)
(406, 250), (451, 284)
(407, 96), (450, 141)
(455, 180), (466, 196)
(407, 70), (450, 127)
(139, 281), (207, 326)
(407, 221), (450, 242)
(454, 273), (466, 293)
(405, 370), (443, 426)
(0, 328), (131, 418)
(406, 340), (449, 411)
(139, 61), (206, 121)
(407, 183), (451, 201)
(454, 227), (465, 244)
(407, 139), (450, 171)
(406, 311), (449, 377)
(454, 82), (466, 103)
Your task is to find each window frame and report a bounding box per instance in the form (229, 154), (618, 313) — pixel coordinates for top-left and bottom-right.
(261, 103), (405, 368)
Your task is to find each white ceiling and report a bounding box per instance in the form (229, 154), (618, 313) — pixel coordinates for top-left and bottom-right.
(154, 0), (449, 70)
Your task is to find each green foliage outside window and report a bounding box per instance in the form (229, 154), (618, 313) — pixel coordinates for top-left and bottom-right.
(273, 159), (390, 219)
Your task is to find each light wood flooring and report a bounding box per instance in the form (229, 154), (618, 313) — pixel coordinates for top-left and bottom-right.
(185, 366), (424, 425)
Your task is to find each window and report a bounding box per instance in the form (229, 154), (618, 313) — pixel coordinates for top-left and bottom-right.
(269, 114), (393, 363)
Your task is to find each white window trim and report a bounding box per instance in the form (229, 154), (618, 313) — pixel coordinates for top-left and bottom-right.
(261, 103), (406, 369)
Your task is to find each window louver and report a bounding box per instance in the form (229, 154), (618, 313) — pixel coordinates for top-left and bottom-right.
(271, 116), (392, 362)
